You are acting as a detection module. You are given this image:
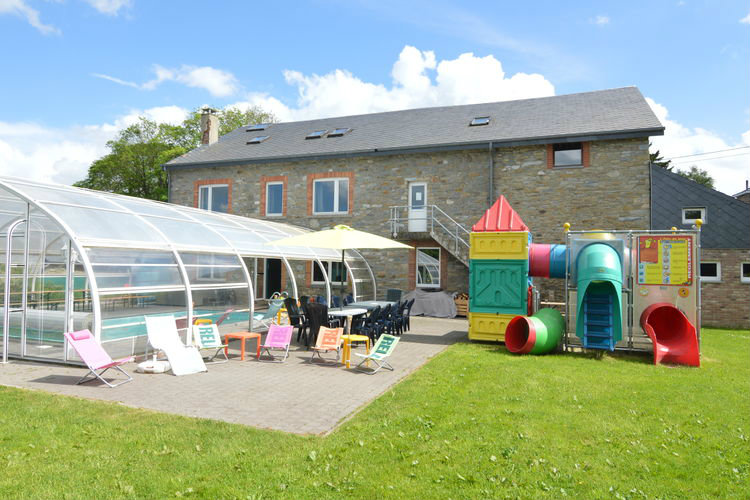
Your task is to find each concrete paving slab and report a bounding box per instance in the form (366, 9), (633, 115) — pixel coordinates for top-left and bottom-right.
(0, 317), (467, 435)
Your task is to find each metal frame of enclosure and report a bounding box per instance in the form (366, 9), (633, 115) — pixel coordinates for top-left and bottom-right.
(562, 228), (701, 353)
(0, 176), (375, 365)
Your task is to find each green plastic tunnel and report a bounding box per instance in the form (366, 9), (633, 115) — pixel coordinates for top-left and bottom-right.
(505, 308), (565, 354)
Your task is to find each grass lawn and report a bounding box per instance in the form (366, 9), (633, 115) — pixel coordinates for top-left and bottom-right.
(1, 328), (748, 500)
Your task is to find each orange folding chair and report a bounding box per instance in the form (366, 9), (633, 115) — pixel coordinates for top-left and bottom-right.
(309, 326), (343, 364)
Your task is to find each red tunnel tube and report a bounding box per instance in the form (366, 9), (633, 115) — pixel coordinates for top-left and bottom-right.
(639, 303), (700, 367)
(529, 243), (551, 278)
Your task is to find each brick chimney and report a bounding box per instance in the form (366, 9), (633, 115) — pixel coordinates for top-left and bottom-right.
(200, 107), (219, 145)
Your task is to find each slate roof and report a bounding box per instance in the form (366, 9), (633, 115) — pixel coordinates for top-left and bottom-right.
(651, 164), (750, 249)
(166, 86), (663, 168)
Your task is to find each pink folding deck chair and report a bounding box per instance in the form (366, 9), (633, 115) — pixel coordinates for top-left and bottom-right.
(309, 326), (344, 364)
(64, 330), (134, 388)
(258, 324), (294, 362)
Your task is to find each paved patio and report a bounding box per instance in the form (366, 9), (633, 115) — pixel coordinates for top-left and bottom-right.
(0, 316), (467, 435)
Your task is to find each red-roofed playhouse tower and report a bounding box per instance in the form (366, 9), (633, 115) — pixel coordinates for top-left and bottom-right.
(468, 196), (701, 367)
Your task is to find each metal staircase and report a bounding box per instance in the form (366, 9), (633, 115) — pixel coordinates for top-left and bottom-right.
(388, 205), (470, 266)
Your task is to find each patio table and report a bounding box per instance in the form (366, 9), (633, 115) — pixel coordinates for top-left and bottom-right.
(224, 331), (262, 360)
(347, 301), (395, 311)
(328, 308), (368, 335)
(341, 334), (370, 369)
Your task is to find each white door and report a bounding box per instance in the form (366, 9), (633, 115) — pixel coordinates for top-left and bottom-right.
(408, 182), (427, 232)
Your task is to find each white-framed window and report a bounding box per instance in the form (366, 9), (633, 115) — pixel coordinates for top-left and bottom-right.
(198, 184), (229, 213)
(682, 207), (706, 225)
(312, 261), (347, 284)
(417, 247), (441, 288)
(313, 178), (349, 214)
(265, 182), (284, 216)
(553, 142), (583, 167)
(741, 262), (750, 284)
(700, 261), (721, 282)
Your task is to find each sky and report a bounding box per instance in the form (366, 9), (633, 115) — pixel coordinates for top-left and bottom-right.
(0, 0), (748, 195)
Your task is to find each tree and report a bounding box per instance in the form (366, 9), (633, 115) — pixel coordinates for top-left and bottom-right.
(677, 165), (715, 189)
(75, 105), (276, 201)
(74, 118), (177, 201)
(649, 143), (672, 170)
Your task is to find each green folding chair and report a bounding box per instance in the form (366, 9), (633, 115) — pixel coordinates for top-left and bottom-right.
(354, 334), (399, 375)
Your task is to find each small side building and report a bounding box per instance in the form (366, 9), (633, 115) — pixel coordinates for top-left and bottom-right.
(651, 165), (750, 329)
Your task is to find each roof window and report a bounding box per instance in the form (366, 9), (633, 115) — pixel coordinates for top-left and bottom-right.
(246, 135), (269, 144)
(246, 123), (270, 131)
(306, 130), (328, 139)
(470, 117), (490, 126)
(327, 127), (351, 137)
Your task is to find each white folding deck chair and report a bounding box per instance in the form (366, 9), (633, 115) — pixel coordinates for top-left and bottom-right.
(355, 334), (399, 375)
(145, 315), (207, 376)
(191, 323), (229, 363)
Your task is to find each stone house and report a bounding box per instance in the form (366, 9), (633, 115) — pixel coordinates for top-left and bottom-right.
(651, 166), (750, 329)
(165, 87), (666, 311)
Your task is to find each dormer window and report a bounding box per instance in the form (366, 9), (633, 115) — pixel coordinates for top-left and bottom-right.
(306, 130), (328, 139)
(470, 117), (490, 126)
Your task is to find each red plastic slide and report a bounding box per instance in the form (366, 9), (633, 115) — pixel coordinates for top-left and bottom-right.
(639, 303), (700, 367)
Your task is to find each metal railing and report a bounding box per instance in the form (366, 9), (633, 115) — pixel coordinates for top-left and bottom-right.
(388, 205), (470, 260)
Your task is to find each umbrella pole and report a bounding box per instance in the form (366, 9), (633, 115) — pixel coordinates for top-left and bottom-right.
(341, 249), (345, 310)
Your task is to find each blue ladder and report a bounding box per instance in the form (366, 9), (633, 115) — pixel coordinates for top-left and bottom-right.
(582, 292), (615, 350)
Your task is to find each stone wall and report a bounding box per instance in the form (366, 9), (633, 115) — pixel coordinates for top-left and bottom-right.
(168, 137), (651, 302)
(700, 248), (750, 329)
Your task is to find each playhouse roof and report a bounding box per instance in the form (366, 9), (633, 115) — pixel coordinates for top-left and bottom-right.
(472, 196), (529, 232)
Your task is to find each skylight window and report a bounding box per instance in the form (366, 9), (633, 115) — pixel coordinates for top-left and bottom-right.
(246, 135), (269, 144)
(328, 128), (351, 137)
(246, 123), (270, 131)
(470, 117), (490, 126)
(306, 130), (328, 139)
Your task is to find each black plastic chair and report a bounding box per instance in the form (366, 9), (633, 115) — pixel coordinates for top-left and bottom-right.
(355, 305), (382, 342)
(377, 303), (395, 337)
(402, 298), (415, 332)
(386, 289), (403, 302)
(305, 302), (339, 348)
(284, 297), (308, 343)
(392, 300), (408, 335)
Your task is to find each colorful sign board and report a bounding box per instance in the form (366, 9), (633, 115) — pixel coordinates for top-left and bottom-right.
(637, 235), (693, 286)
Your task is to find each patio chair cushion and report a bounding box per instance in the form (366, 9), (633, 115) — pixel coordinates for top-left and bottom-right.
(70, 330), (91, 341)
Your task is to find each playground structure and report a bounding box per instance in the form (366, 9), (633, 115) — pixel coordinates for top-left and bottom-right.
(468, 196), (701, 367)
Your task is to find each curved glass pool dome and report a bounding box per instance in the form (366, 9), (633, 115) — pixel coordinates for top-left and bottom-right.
(0, 176), (375, 364)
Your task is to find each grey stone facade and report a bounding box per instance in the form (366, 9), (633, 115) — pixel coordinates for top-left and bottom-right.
(168, 137), (651, 303)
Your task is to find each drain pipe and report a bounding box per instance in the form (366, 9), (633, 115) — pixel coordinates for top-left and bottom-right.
(487, 141), (495, 207)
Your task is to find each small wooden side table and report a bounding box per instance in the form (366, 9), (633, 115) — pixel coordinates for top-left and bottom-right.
(224, 332), (262, 360)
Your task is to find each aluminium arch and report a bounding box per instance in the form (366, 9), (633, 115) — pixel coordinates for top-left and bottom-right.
(0, 176), (375, 364)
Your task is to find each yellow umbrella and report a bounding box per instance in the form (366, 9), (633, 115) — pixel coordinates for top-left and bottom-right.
(267, 225), (412, 305)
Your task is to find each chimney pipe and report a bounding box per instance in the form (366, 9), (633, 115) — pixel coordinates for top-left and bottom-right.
(200, 107), (219, 146)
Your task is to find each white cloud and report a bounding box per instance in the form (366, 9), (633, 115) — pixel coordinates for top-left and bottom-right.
(232, 45), (555, 121)
(740, 12), (750, 24)
(84, 0), (132, 16)
(0, 106), (188, 185)
(94, 64), (240, 97)
(647, 98), (750, 195)
(591, 15), (610, 25)
(0, 0), (60, 34)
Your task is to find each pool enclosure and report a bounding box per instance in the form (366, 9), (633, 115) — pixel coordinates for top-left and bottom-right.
(0, 176), (375, 365)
